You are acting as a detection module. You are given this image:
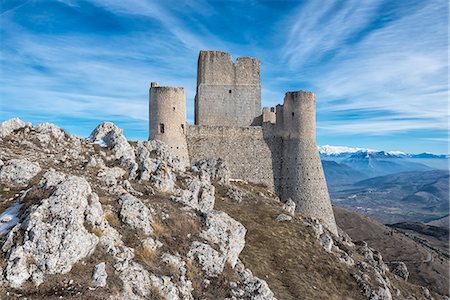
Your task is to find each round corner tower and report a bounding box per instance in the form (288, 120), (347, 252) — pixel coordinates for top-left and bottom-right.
(280, 91), (338, 235)
(149, 82), (189, 166)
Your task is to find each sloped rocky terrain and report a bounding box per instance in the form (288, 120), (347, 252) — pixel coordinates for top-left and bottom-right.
(0, 118), (447, 299)
(334, 207), (449, 297)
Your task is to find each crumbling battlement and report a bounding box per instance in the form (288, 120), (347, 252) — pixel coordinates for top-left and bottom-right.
(149, 50), (338, 235)
(195, 50), (261, 127)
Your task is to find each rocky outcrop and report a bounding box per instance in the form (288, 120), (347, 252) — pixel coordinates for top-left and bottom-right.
(1, 119), (434, 300)
(2, 173), (100, 287)
(275, 213), (292, 222)
(192, 158), (230, 184)
(0, 158), (41, 186)
(0, 118), (31, 138)
(231, 260), (276, 300)
(390, 262), (409, 281)
(200, 211), (246, 268)
(97, 166), (125, 186)
(172, 171), (215, 212)
(282, 198), (296, 215)
(92, 262), (107, 287)
(118, 193), (154, 235)
(89, 122), (137, 177)
(187, 241), (226, 276)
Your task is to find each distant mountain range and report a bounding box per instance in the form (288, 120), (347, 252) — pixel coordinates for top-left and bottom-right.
(319, 145), (448, 184)
(318, 145), (449, 159)
(320, 145), (449, 226)
(330, 170), (449, 224)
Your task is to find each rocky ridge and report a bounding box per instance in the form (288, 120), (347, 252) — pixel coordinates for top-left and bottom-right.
(0, 118), (445, 300)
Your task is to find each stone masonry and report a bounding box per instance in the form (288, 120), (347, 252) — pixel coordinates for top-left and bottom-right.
(149, 50), (338, 235)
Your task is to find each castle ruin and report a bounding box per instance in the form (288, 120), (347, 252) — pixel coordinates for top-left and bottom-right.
(149, 50), (338, 235)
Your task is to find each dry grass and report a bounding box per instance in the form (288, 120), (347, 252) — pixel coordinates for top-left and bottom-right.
(215, 183), (365, 300)
(334, 206), (450, 298)
(104, 211), (122, 229)
(3, 247), (122, 300)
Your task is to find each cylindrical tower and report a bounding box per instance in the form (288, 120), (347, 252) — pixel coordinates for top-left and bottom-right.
(281, 91), (338, 235)
(149, 82), (189, 167)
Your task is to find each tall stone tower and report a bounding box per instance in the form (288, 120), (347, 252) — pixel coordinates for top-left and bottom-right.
(195, 50), (261, 126)
(279, 91), (338, 235)
(149, 82), (189, 166)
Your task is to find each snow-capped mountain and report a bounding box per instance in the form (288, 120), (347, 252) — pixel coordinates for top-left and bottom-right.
(318, 145), (445, 158)
(319, 145), (448, 182)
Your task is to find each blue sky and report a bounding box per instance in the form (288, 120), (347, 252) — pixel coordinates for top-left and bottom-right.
(0, 0), (448, 154)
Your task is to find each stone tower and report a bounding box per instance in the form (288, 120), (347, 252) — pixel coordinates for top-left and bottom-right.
(279, 91), (338, 235)
(149, 82), (189, 166)
(195, 50), (261, 126)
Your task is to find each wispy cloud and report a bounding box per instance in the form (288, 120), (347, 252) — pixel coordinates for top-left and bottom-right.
(279, 0), (448, 136)
(0, 0), (447, 153)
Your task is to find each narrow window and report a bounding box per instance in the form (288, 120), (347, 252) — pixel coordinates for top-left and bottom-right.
(291, 112), (295, 118)
(229, 89), (232, 94)
(159, 123), (165, 134)
(173, 107), (176, 111)
(181, 123), (184, 133)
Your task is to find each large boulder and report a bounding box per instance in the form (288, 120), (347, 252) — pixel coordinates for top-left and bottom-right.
(2, 173), (101, 287)
(231, 260), (276, 300)
(390, 262), (409, 281)
(192, 159), (230, 184)
(33, 122), (66, 147)
(0, 159), (41, 187)
(187, 241), (226, 276)
(89, 122), (137, 175)
(135, 140), (184, 179)
(200, 211), (246, 268)
(118, 193), (154, 235)
(172, 171), (215, 212)
(0, 118), (31, 138)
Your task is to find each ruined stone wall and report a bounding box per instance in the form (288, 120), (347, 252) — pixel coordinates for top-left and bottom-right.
(186, 124), (282, 191)
(149, 82), (189, 166)
(195, 51), (261, 126)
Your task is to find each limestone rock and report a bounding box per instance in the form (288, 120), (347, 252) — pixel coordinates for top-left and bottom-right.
(0, 159), (41, 186)
(0, 118), (31, 138)
(275, 213), (292, 222)
(231, 260), (276, 300)
(187, 241), (226, 276)
(200, 211), (246, 268)
(135, 140), (184, 180)
(119, 261), (153, 299)
(282, 198), (296, 215)
(161, 253), (193, 299)
(172, 172), (215, 212)
(227, 186), (246, 203)
(390, 262), (409, 281)
(150, 274), (182, 300)
(97, 166), (125, 186)
(38, 168), (66, 188)
(89, 122), (123, 142)
(192, 158), (230, 184)
(92, 262), (107, 287)
(118, 193), (153, 235)
(89, 122), (137, 176)
(151, 161), (176, 193)
(319, 232), (333, 253)
(34, 122), (66, 146)
(3, 174), (99, 288)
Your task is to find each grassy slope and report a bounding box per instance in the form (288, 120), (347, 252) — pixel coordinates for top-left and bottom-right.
(334, 206), (449, 297)
(215, 183), (364, 300)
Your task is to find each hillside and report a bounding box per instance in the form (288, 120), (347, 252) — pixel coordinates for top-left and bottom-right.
(0, 118), (447, 299)
(334, 207), (449, 297)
